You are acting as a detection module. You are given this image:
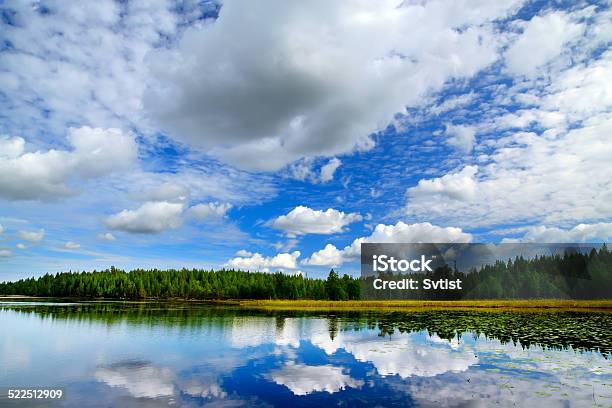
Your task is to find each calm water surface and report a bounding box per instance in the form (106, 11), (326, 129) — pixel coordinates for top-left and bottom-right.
(0, 301), (610, 407)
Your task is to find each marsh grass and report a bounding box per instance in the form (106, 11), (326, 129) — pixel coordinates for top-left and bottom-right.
(238, 299), (612, 311)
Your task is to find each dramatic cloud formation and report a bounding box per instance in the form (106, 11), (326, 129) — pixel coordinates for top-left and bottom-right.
(106, 201), (184, 234)
(304, 222), (472, 266)
(272, 206), (362, 237)
(145, 0), (522, 170)
(0, 1), (610, 278)
(0, 127), (137, 200)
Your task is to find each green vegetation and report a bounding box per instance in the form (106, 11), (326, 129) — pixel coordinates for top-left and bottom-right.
(0, 245), (609, 300)
(239, 299), (612, 310)
(0, 267), (360, 300)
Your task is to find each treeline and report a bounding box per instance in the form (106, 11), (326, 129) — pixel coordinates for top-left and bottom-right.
(0, 267), (360, 300)
(363, 244), (612, 299)
(1, 246), (610, 300)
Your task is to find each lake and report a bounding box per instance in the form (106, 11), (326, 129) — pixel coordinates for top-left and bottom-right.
(0, 301), (610, 407)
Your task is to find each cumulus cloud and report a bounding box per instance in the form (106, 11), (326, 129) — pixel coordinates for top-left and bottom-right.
(235, 250), (253, 257)
(267, 362), (363, 396)
(64, 241), (81, 250)
(145, 0), (521, 170)
(188, 202), (232, 222)
(272, 206), (362, 237)
(302, 244), (344, 267)
(97, 232), (116, 241)
(17, 229), (45, 242)
(505, 223), (612, 243)
(0, 249), (11, 257)
(505, 11), (585, 77)
(227, 251), (301, 272)
(106, 201), (184, 234)
(304, 222), (472, 266)
(409, 165), (478, 201)
(15, 243), (26, 250)
(0, 127), (137, 200)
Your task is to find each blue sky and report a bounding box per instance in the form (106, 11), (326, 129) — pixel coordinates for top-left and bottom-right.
(0, 0), (611, 281)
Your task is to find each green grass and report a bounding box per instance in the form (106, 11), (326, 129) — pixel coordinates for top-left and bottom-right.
(238, 299), (612, 311)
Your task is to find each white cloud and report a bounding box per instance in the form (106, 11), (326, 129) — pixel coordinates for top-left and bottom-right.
(505, 223), (612, 243)
(188, 202), (232, 222)
(64, 241), (81, 250)
(106, 201), (184, 234)
(145, 0), (521, 170)
(17, 229), (45, 242)
(0, 224), (3, 234)
(0, 1), (202, 141)
(272, 206), (362, 237)
(320, 158), (342, 183)
(406, 113), (612, 227)
(288, 159), (316, 182)
(0, 127), (137, 200)
(288, 158), (342, 184)
(267, 362), (363, 396)
(505, 11), (585, 77)
(445, 124), (476, 153)
(95, 362), (175, 399)
(235, 250), (253, 257)
(308, 325), (477, 379)
(408, 166), (478, 201)
(302, 244), (344, 267)
(227, 251), (301, 272)
(97, 232), (116, 241)
(15, 243), (26, 250)
(304, 221), (472, 266)
(140, 183), (189, 203)
(0, 136), (25, 158)
(0, 250), (11, 257)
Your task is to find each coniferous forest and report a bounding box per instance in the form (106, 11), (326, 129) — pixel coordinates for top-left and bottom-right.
(0, 245), (610, 300)
(0, 267), (360, 300)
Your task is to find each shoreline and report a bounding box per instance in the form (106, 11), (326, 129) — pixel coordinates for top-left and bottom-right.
(2, 296), (611, 311)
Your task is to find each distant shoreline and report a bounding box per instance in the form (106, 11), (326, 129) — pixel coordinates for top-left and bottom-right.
(1, 296), (611, 311)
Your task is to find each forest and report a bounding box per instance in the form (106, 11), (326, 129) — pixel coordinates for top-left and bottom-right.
(0, 245), (610, 300)
(0, 267), (359, 300)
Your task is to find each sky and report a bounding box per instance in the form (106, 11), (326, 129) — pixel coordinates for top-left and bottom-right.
(0, 0), (611, 281)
